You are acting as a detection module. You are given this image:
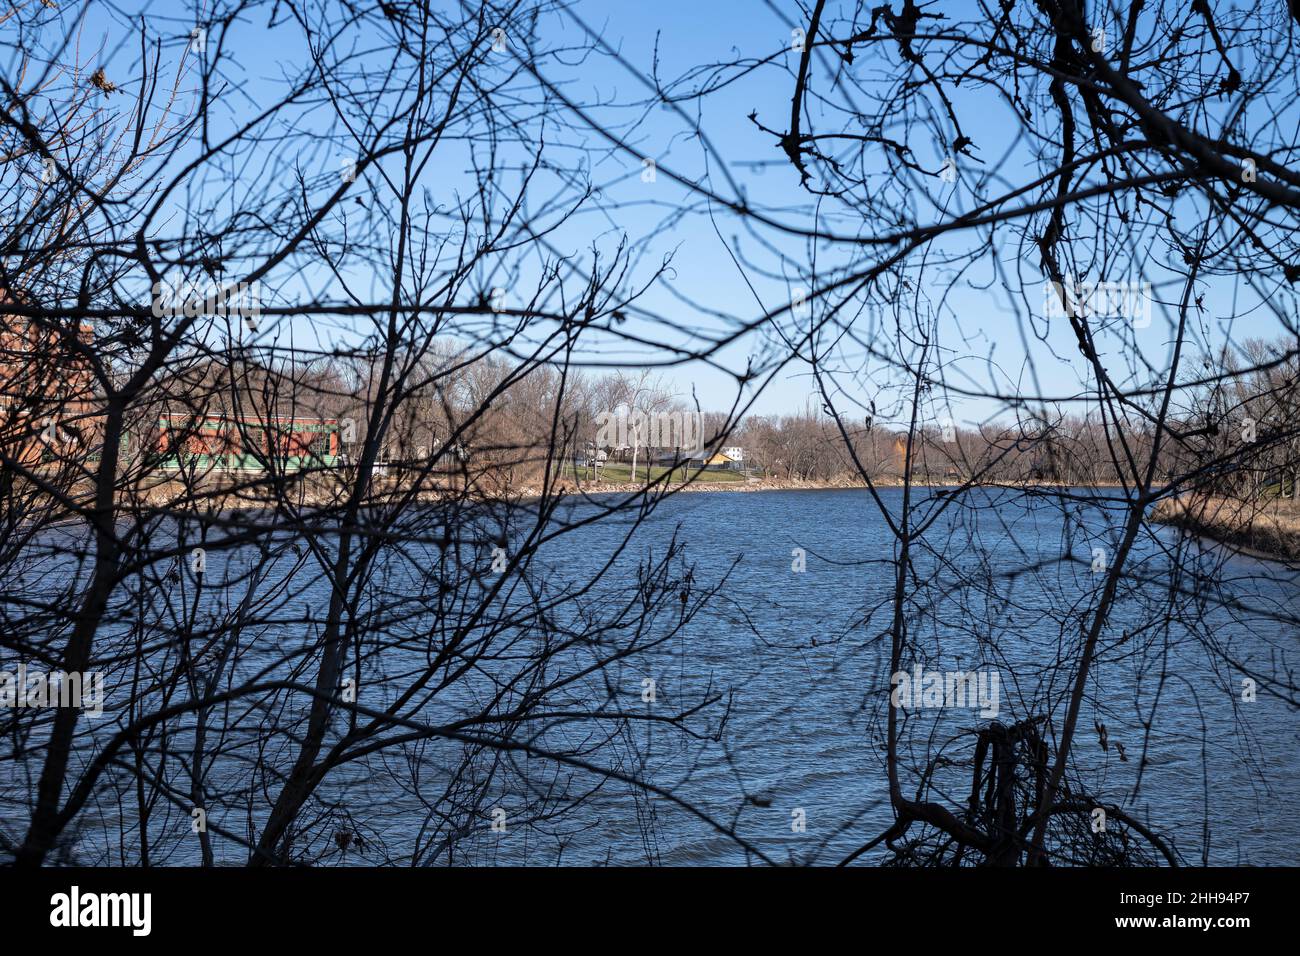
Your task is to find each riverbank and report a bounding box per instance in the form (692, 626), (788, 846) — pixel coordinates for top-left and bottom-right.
(59, 470), (1122, 511)
(1149, 494), (1300, 562)
(519, 473), (875, 496)
(511, 475), (1128, 497)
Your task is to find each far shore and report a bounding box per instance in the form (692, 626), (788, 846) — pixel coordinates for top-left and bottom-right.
(510, 475), (1128, 498)
(36, 471), (1133, 515)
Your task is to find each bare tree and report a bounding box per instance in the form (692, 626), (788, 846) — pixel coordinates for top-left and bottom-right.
(0, 0), (766, 867)
(4, 0), (1299, 872)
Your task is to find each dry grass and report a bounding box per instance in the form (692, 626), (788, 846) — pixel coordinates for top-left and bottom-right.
(1150, 493), (1300, 561)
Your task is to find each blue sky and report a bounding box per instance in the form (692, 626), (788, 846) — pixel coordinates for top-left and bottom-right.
(56, 0), (1293, 430)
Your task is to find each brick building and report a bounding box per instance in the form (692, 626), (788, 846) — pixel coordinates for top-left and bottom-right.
(0, 296), (97, 468)
(155, 413), (341, 472)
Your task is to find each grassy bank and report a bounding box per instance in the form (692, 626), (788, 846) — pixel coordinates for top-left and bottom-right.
(45, 467), (1120, 512)
(1149, 494), (1300, 562)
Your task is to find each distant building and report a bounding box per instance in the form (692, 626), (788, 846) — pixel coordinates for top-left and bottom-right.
(0, 303), (98, 467)
(704, 449), (743, 471)
(654, 446), (744, 471)
(155, 414), (340, 472)
(603, 443), (632, 462)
